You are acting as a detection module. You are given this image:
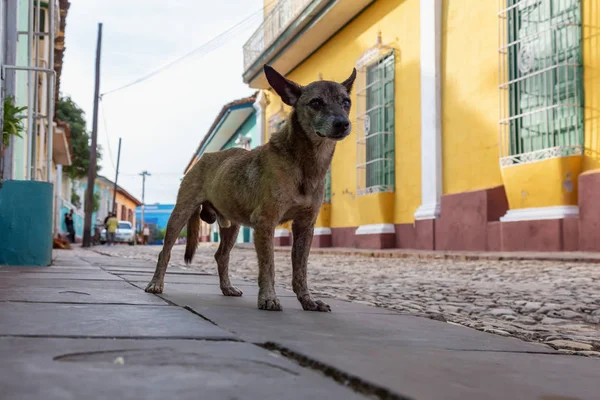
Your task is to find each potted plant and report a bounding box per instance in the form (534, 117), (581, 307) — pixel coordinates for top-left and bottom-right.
(1, 95), (27, 182)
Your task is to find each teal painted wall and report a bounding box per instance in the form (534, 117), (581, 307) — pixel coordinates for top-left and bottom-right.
(222, 113), (257, 150)
(0, 181), (53, 266)
(59, 180), (109, 240)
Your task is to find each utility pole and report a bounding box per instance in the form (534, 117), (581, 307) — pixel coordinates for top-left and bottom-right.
(82, 23), (102, 248)
(111, 137), (122, 213)
(139, 170), (151, 231)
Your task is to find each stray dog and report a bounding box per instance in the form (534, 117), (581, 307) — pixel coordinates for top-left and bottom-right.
(145, 64), (356, 312)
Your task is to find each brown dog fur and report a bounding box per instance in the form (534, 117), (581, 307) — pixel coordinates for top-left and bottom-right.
(145, 65), (356, 311)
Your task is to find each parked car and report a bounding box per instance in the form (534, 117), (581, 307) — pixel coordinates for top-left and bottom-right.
(100, 221), (135, 245)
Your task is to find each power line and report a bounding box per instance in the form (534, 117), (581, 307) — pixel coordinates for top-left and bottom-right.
(100, 0), (276, 97)
(101, 16), (257, 96)
(97, 0), (279, 182)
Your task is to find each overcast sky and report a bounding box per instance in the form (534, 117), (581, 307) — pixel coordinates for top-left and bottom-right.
(60, 0), (264, 204)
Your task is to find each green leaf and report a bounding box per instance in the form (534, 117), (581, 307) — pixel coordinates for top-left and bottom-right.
(2, 95), (27, 148)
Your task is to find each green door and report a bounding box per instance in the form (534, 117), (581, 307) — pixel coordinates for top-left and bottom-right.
(243, 227), (251, 243)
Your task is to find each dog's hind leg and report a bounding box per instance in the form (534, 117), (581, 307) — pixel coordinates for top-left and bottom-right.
(145, 199), (198, 294)
(215, 224), (243, 296)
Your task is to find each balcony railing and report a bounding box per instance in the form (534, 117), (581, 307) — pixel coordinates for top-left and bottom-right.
(243, 0), (313, 71)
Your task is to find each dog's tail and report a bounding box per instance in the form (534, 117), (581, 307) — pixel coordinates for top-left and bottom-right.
(184, 207), (201, 264)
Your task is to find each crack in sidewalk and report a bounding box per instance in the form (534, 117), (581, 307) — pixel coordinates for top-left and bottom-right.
(258, 342), (413, 400)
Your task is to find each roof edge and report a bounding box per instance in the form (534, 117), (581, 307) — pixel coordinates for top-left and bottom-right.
(183, 91), (258, 174)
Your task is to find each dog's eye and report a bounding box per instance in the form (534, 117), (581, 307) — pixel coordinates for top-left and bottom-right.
(342, 99), (351, 109)
(309, 98), (324, 110)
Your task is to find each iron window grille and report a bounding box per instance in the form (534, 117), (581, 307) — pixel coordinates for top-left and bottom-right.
(323, 167), (331, 204)
(355, 35), (396, 196)
(498, 0), (584, 166)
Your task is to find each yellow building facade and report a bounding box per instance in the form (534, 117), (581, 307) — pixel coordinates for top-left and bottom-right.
(242, 0), (600, 252)
(114, 187), (142, 227)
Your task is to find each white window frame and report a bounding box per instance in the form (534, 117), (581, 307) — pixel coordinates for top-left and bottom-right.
(355, 34), (397, 197)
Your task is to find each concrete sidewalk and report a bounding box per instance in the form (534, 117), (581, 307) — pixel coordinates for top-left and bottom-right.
(1, 249), (598, 400)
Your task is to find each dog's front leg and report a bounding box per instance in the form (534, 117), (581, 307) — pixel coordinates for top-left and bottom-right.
(254, 226), (282, 311)
(292, 221), (330, 312)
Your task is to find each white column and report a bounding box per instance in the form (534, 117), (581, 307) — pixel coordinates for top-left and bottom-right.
(253, 90), (268, 147)
(414, 0), (443, 221)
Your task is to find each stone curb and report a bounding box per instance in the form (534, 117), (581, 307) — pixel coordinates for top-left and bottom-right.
(234, 243), (600, 263)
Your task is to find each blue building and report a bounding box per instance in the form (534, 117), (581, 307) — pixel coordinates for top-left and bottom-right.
(136, 203), (175, 240)
(184, 92), (264, 244)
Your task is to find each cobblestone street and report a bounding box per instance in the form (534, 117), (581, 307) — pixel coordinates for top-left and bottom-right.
(96, 244), (600, 356)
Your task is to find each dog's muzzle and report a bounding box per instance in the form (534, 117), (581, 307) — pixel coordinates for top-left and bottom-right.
(330, 117), (351, 139)
(315, 117), (351, 140)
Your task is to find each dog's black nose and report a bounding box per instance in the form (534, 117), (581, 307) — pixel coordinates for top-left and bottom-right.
(333, 117), (350, 131)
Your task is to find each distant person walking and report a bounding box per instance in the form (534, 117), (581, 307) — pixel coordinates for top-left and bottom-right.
(64, 209), (76, 243)
(106, 212), (119, 246)
(142, 224), (150, 245)
(103, 213), (111, 244)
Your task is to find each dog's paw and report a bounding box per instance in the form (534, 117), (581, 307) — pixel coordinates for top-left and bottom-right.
(221, 286), (243, 297)
(299, 296), (331, 312)
(258, 296), (282, 311)
(145, 280), (164, 294)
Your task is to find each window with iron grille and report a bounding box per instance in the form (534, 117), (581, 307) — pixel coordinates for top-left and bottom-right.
(323, 167), (331, 204)
(356, 48), (395, 196)
(499, 0), (584, 166)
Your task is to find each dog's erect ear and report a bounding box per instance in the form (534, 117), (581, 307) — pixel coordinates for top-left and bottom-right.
(264, 65), (302, 107)
(341, 68), (357, 94)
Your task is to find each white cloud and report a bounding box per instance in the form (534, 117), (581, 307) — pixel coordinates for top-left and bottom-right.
(60, 0), (264, 204)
